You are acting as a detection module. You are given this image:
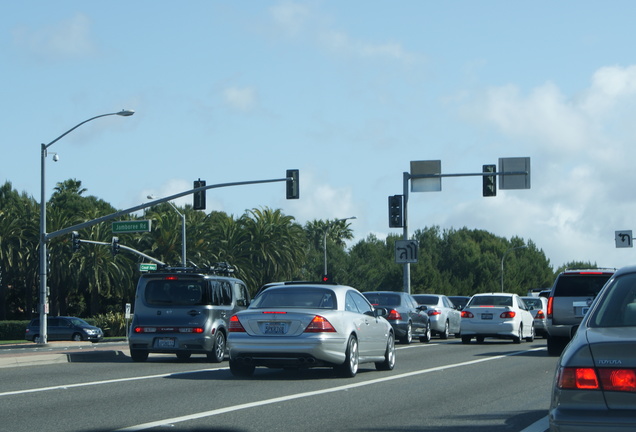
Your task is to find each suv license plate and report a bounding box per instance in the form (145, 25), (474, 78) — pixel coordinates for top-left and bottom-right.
(264, 323), (286, 334)
(156, 338), (175, 348)
(481, 313), (493, 320)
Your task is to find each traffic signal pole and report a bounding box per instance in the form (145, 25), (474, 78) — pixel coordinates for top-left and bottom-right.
(402, 172), (411, 294)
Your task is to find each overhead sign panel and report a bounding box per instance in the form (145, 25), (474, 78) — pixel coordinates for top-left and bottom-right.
(615, 230), (633, 248)
(411, 160), (441, 192)
(499, 157), (531, 190)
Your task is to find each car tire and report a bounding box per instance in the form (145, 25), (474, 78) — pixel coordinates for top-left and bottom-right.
(176, 351), (192, 361)
(400, 323), (412, 344)
(337, 335), (359, 378)
(207, 331), (226, 363)
(513, 325), (522, 344)
(229, 359), (255, 377)
(72, 333), (83, 342)
(376, 332), (396, 371)
(525, 326), (535, 343)
(461, 335), (471, 344)
(476, 335), (485, 343)
(130, 349), (149, 362)
(547, 336), (566, 356)
(441, 321), (450, 339)
(419, 323), (431, 343)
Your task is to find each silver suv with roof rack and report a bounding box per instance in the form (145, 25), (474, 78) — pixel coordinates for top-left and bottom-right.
(546, 268), (615, 356)
(128, 263), (250, 362)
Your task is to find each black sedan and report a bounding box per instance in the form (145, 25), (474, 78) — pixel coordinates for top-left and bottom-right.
(363, 291), (430, 344)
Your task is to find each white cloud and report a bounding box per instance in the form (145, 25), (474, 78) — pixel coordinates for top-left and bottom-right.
(269, 1), (310, 36)
(12, 13), (96, 60)
(223, 86), (258, 112)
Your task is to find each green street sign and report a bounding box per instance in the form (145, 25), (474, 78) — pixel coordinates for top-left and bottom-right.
(112, 220), (151, 233)
(139, 263), (157, 272)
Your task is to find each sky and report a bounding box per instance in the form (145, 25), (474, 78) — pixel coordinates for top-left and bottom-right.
(3, 1), (636, 271)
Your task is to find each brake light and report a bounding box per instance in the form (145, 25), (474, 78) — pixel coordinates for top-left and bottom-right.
(262, 311), (287, 314)
(164, 276), (178, 280)
(558, 367), (636, 392)
(599, 369), (636, 392)
(228, 315), (246, 332)
(386, 309), (402, 320)
(304, 315), (336, 333)
(133, 326), (157, 333)
(500, 311), (516, 319)
(427, 310), (441, 316)
(535, 310), (545, 319)
(547, 296), (553, 318)
(461, 311), (474, 318)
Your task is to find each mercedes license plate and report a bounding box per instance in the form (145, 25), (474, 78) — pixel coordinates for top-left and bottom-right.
(264, 323), (286, 334)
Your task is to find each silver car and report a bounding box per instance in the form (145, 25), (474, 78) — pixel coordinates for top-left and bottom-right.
(550, 265), (636, 431)
(412, 294), (461, 339)
(228, 283), (395, 378)
(521, 296), (548, 338)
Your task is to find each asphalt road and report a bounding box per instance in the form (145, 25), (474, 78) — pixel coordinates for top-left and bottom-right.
(0, 338), (554, 432)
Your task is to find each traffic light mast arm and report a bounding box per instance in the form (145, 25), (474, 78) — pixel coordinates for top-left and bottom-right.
(73, 238), (166, 265)
(46, 174), (294, 241)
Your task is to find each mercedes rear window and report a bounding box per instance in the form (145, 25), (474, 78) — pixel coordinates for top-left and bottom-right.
(250, 288), (336, 309)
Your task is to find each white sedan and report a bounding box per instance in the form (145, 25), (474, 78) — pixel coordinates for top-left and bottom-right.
(460, 293), (535, 344)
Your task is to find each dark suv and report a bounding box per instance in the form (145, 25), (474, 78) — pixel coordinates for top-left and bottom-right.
(546, 268), (615, 356)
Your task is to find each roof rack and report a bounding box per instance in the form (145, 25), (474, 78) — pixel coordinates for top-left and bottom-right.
(152, 262), (236, 276)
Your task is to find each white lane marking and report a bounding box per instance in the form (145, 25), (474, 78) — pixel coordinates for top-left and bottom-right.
(117, 346), (546, 431)
(0, 368), (226, 397)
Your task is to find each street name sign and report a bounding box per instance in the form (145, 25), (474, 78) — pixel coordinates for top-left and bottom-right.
(139, 263), (158, 271)
(112, 220), (151, 233)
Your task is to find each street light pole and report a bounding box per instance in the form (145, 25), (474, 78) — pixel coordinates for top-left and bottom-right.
(501, 245), (528, 293)
(147, 195), (186, 266)
(39, 109), (134, 345)
(323, 216), (356, 275)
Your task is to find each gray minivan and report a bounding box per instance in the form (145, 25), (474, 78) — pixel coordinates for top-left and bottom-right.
(128, 265), (250, 362)
(25, 316), (104, 343)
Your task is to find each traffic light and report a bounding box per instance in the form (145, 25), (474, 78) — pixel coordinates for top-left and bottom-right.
(483, 164), (497, 197)
(388, 195), (404, 228)
(193, 179), (206, 210)
(321, 274), (333, 283)
(111, 237), (120, 256)
(286, 169), (299, 199)
(71, 231), (81, 252)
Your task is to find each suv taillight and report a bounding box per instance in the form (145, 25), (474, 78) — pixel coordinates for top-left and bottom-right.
(547, 296), (554, 318)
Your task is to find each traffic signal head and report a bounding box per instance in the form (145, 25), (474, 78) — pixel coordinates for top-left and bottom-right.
(483, 164), (497, 197)
(193, 179), (206, 210)
(321, 273), (333, 283)
(388, 195), (404, 228)
(111, 237), (120, 256)
(71, 231), (81, 252)
(286, 169), (299, 199)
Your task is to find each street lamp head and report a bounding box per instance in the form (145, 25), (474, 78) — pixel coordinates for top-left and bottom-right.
(117, 109), (135, 117)
(147, 195), (155, 200)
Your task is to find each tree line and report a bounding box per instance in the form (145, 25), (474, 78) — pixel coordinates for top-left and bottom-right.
(0, 179), (575, 321)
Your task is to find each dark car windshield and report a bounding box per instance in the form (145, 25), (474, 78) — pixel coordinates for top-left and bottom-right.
(413, 295), (439, 305)
(589, 273), (636, 327)
(523, 298), (543, 309)
(554, 274), (612, 297)
(250, 288), (336, 309)
(469, 296), (512, 307)
(364, 293), (401, 306)
(145, 279), (206, 306)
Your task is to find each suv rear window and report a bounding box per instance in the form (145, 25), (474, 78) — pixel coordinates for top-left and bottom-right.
(553, 273), (612, 297)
